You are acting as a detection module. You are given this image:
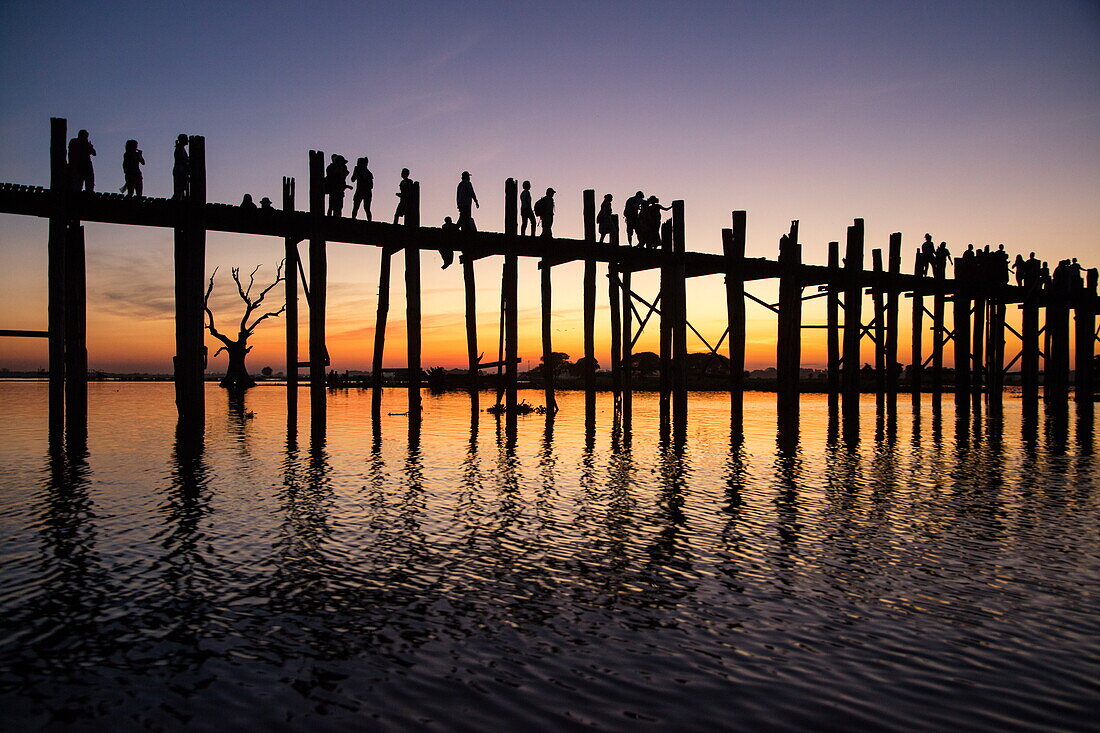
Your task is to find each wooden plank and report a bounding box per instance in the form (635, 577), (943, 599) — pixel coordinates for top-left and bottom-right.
(0, 329), (49, 338)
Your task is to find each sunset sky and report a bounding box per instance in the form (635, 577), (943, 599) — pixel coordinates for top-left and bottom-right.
(1, 1), (1098, 373)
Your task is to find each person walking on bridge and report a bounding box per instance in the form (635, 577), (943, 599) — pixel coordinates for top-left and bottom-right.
(68, 129), (96, 192)
(325, 154), (352, 217)
(173, 134), (190, 200)
(534, 188), (556, 238)
(623, 191), (644, 245)
(920, 234), (935, 276)
(598, 193), (615, 243)
(934, 242), (952, 277)
(351, 157), (373, 220)
(120, 139), (144, 197)
(520, 180), (536, 236)
(393, 168), (413, 225)
(457, 171), (479, 233)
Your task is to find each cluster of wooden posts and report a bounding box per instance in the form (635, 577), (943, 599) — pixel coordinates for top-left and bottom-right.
(2, 119), (1096, 447)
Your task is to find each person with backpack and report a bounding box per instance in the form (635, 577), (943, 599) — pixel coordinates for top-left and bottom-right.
(623, 191), (644, 245)
(534, 188), (556, 238)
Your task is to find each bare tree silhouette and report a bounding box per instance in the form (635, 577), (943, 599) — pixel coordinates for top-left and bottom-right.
(204, 261), (286, 391)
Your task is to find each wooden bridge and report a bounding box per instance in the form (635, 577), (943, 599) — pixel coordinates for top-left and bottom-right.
(1, 118), (1096, 445)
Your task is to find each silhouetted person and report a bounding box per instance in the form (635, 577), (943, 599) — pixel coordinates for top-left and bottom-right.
(960, 244), (975, 280)
(173, 134), (190, 199)
(520, 180), (536, 236)
(456, 171), (479, 232)
(393, 168), (413, 225)
(68, 129), (96, 192)
(351, 156), (374, 220)
(639, 196), (671, 249)
(1012, 253), (1026, 286)
(597, 193), (614, 243)
(920, 234), (935, 276)
(997, 244), (1010, 285)
(935, 242), (952, 277)
(1039, 261), (1051, 291)
(1070, 258), (1085, 291)
(440, 216), (459, 269)
(260, 197), (274, 210)
(120, 139), (144, 197)
(534, 188), (556, 238)
(624, 191), (644, 245)
(1024, 252), (1040, 288)
(325, 154), (351, 217)
(240, 193), (257, 209)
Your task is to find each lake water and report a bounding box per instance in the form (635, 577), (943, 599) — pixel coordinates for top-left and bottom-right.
(1, 383), (1097, 731)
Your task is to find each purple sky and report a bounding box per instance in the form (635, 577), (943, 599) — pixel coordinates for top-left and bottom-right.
(1, 1), (1098, 371)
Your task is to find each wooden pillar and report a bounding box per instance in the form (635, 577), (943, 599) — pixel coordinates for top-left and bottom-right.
(540, 259), (556, 412)
(872, 248), (886, 402)
(1045, 297), (1070, 404)
(886, 233), (901, 409)
(971, 288), (985, 409)
(371, 246), (393, 418)
(463, 255), (479, 397)
(582, 189), (597, 418)
(1021, 294), (1040, 405)
(910, 249), (923, 401)
(986, 298), (1005, 408)
(283, 177), (298, 419)
(174, 134), (206, 428)
(724, 215), (747, 432)
(659, 217), (673, 430)
(671, 200), (688, 430)
(953, 286), (971, 412)
(504, 179), (519, 418)
(307, 150), (327, 425)
(405, 181), (422, 417)
(48, 117), (67, 437)
(608, 216), (622, 406)
(620, 252), (632, 424)
(64, 222), (87, 439)
(842, 219), (864, 417)
(1075, 287), (1096, 404)
(776, 221), (801, 430)
(932, 268), (946, 398)
(827, 240), (841, 404)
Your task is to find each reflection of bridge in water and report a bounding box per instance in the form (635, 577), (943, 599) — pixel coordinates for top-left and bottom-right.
(1, 118), (1096, 448)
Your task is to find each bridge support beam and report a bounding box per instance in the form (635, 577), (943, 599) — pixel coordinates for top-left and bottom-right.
(283, 177), (298, 427)
(842, 219), (864, 423)
(725, 213), (747, 436)
(503, 179), (518, 434)
(64, 222), (87, 446)
(582, 189), (597, 424)
(48, 117), (68, 440)
(608, 217), (622, 411)
(886, 233), (902, 413)
(1021, 294), (1040, 406)
(174, 134), (206, 431)
(405, 181), (422, 423)
(671, 200), (688, 437)
(910, 251), (923, 405)
(1075, 288), (1096, 406)
(953, 290), (971, 414)
(776, 221), (801, 438)
(872, 248), (886, 404)
(307, 150), (326, 430)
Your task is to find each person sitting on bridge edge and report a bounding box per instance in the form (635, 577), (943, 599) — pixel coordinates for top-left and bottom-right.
(325, 154), (352, 217)
(393, 168), (413, 225)
(173, 134), (190, 200)
(68, 129), (96, 192)
(351, 156), (374, 220)
(240, 193), (257, 210)
(534, 188), (556, 238)
(457, 171), (479, 233)
(598, 193), (615, 243)
(520, 180), (536, 236)
(623, 191), (644, 245)
(440, 216), (459, 269)
(120, 139), (144, 197)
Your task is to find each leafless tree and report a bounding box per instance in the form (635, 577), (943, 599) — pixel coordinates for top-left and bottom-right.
(204, 261), (285, 391)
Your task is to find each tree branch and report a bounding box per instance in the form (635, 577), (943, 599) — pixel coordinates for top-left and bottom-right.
(204, 266), (236, 349)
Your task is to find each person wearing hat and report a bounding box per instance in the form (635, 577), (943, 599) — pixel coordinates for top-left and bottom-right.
(640, 195), (670, 248)
(534, 187), (556, 238)
(259, 197), (274, 211)
(325, 154), (352, 217)
(456, 171), (479, 233)
(173, 134), (190, 199)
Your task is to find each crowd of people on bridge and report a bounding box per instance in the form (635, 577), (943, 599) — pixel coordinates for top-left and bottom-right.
(917, 233), (1096, 297)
